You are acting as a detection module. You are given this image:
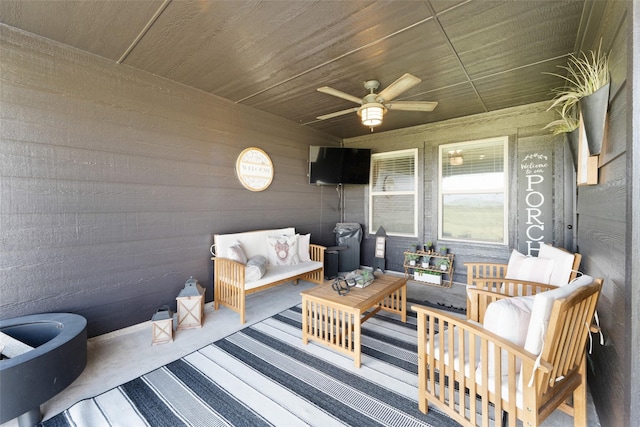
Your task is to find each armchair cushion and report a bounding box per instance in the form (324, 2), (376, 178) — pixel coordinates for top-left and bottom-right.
(505, 249), (555, 284)
(524, 274), (594, 355)
(538, 243), (575, 286)
(428, 327), (479, 379)
(482, 296), (533, 377)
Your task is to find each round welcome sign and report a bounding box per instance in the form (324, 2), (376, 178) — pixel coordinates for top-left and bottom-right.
(235, 147), (274, 191)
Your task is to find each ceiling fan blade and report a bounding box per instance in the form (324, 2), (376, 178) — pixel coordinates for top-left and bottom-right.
(376, 73), (422, 102)
(385, 101), (438, 112)
(317, 87), (362, 105)
(316, 107), (360, 121)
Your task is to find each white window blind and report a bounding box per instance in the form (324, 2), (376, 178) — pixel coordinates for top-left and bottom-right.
(369, 149), (418, 236)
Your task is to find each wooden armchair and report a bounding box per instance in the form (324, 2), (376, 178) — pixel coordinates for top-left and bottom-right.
(412, 276), (602, 427)
(465, 245), (582, 323)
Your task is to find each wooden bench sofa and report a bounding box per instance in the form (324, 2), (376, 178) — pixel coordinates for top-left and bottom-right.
(212, 227), (325, 323)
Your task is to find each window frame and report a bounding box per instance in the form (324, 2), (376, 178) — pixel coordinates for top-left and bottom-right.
(438, 136), (509, 245)
(368, 148), (419, 237)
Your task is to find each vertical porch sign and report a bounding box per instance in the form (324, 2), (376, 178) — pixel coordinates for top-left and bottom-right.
(517, 150), (553, 256)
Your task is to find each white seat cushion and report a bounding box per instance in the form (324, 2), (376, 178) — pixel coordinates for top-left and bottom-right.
(429, 325), (526, 408)
(538, 243), (575, 286)
(471, 370), (525, 408)
(244, 260), (323, 291)
(428, 326), (481, 379)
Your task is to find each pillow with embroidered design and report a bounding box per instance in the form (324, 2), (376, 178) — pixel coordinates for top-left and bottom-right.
(267, 235), (300, 266)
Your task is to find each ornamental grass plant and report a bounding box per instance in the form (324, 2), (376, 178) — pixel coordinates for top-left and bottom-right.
(543, 105), (579, 135)
(545, 40), (609, 134)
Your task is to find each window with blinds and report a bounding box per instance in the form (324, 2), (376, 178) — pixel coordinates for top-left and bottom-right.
(438, 137), (508, 244)
(369, 149), (418, 236)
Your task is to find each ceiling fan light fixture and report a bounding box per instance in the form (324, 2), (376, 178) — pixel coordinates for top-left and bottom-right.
(316, 74), (435, 130)
(358, 103), (386, 127)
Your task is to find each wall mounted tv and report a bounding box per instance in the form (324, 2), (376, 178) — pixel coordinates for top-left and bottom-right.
(308, 146), (371, 185)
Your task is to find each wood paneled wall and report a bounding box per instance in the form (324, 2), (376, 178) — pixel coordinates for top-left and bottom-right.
(629, 5), (640, 424)
(576, 2), (635, 426)
(0, 25), (340, 336)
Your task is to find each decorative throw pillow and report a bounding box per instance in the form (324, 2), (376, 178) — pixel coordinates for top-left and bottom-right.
(245, 255), (267, 282)
(297, 233), (311, 262)
(538, 243), (575, 286)
(505, 249), (555, 284)
(481, 296), (533, 379)
(524, 274), (594, 356)
(227, 241), (247, 264)
(267, 235), (300, 266)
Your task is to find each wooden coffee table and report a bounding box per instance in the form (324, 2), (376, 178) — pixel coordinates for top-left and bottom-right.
(300, 273), (407, 367)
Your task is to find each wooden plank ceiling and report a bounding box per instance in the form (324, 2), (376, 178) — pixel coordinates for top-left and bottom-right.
(0, 0), (597, 139)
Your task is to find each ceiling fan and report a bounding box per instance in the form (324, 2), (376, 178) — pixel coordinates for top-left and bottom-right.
(316, 73), (437, 130)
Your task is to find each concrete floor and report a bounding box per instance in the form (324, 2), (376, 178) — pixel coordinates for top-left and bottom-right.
(2, 275), (600, 427)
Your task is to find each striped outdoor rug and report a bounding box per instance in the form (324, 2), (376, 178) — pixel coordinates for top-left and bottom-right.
(41, 304), (461, 427)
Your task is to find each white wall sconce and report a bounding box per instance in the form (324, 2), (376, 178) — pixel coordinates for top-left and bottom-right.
(449, 150), (463, 166)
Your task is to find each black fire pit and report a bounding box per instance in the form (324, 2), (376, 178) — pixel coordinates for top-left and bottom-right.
(0, 313), (87, 427)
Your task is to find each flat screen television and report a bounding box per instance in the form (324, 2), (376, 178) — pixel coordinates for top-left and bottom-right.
(308, 146), (371, 185)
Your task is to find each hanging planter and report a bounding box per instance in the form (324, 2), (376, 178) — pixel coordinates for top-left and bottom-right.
(544, 40), (609, 156)
(566, 127), (579, 171)
(579, 82), (610, 155)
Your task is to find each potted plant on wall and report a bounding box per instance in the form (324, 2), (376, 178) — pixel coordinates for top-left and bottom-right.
(545, 40), (610, 155)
